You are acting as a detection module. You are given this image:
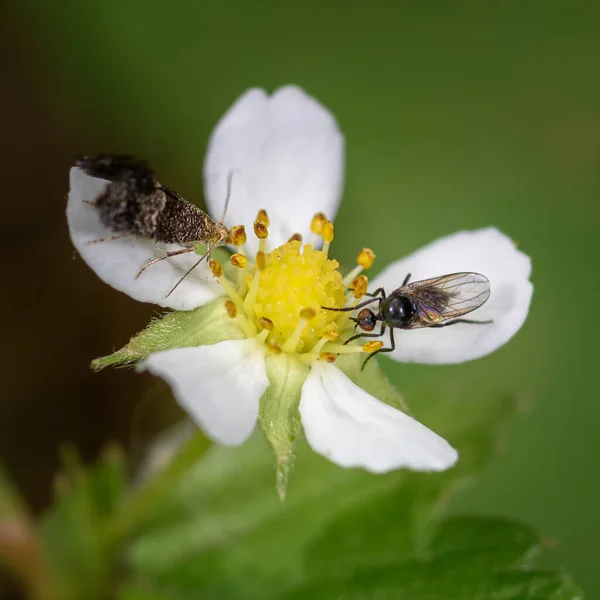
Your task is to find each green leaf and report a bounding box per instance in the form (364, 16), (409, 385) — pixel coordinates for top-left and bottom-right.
(40, 445), (127, 600)
(0, 462), (54, 600)
(431, 516), (539, 568)
(91, 298), (245, 370)
(278, 517), (583, 600)
(0, 463), (26, 520)
(117, 586), (176, 600)
(259, 354), (310, 500)
(120, 388), (525, 599)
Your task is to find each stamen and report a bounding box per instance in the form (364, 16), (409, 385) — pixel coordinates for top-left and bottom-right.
(257, 209), (270, 226)
(321, 343), (367, 354)
(310, 324), (338, 355)
(220, 277), (244, 306)
(349, 274), (368, 299)
(212, 259), (244, 306)
(310, 337), (329, 355)
(322, 322), (340, 341)
(243, 251), (267, 318)
(300, 307), (317, 320)
(363, 341), (383, 353)
(266, 342), (282, 355)
(310, 212), (327, 235)
(255, 251), (267, 271)
(319, 352), (337, 363)
(224, 300), (237, 318)
(254, 220), (268, 240)
(281, 308), (316, 353)
(256, 329), (270, 343)
(343, 248), (377, 287)
(230, 225), (247, 247)
(322, 220), (334, 255)
(231, 253), (248, 268)
(288, 233), (302, 243)
(229, 228), (249, 295)
(253, 218), (269, 258)
(259, 317), (274, 331)
(357, 248), (376, 269)
(209, 260), (223, 278)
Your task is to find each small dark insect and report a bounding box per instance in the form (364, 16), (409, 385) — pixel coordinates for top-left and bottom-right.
(324, 272), (492, 369)
(77, 154), (230, 296)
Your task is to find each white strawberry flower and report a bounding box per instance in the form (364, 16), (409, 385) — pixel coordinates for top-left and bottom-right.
(67, 86), (533, 495)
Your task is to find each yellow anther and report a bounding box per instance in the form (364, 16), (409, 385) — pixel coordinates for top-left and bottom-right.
(209, 260), (223, 278)
(256, 251), (267, 271)
(322, 322), (340, 341)
(259, 317), (274, 331)
(322, 220), (334, 243)
(300, 307), (317, 320)
(310, 212), (327, 234)
(267, 342), (282, 355)
(231, 253), (248, 268)
(257, 209), (270, 226)
(288, 233), (303, 243)
(350, 274), (368, 299)
(229, 225), (247, 246)
(320, 352), (337, 363)
(254, 221), (268, 239)
(363, 340), (383, 353)
(357, 248), (376, 269)
(224, 300), (237, 318)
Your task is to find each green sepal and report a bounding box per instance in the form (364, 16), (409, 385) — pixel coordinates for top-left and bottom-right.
(259, 354), (310, 500)
(91, 298), (245, 370)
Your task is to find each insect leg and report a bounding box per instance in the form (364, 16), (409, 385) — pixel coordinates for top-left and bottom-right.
(361, 327), (396, 371)
(343, 322), (386, 345)
(362, 287), (386, 299)
(429, 318), (493, 328)
(85, 234), (132, 244)
(136, 243), (196, 279)
(401, 273), (411, 287)
(165, 246), (212, 298)
(323, 288), (385, 313)
(322, 295), (382, 313)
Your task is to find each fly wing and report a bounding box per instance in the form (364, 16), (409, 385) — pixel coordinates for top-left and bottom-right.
(400, 272), (490, 329)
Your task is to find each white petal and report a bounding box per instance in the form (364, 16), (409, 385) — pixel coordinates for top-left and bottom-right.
(140, 338), (269, 446)
(300, 362), (458, 472)
(204, 86), (344, 251)
(370, 228), (533, 364)
(67, 167), (224, 310)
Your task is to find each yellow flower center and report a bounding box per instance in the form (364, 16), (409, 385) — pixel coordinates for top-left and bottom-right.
(210, 211), (379, 363)
(255, 240), (346, 352)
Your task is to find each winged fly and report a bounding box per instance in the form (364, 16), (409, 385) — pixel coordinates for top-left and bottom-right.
(324, 272), (492, 369)
(77, 154), (231, 297)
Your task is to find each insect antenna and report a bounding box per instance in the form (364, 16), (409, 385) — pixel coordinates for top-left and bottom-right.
(165, 251), (211, 298)
(219, 170), (235, 224)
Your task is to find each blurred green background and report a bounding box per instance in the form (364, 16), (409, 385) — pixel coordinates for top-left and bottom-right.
(1, 0), (598, 596)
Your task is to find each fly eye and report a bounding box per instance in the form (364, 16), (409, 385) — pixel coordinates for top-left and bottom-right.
(357, 308), (376, 331)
